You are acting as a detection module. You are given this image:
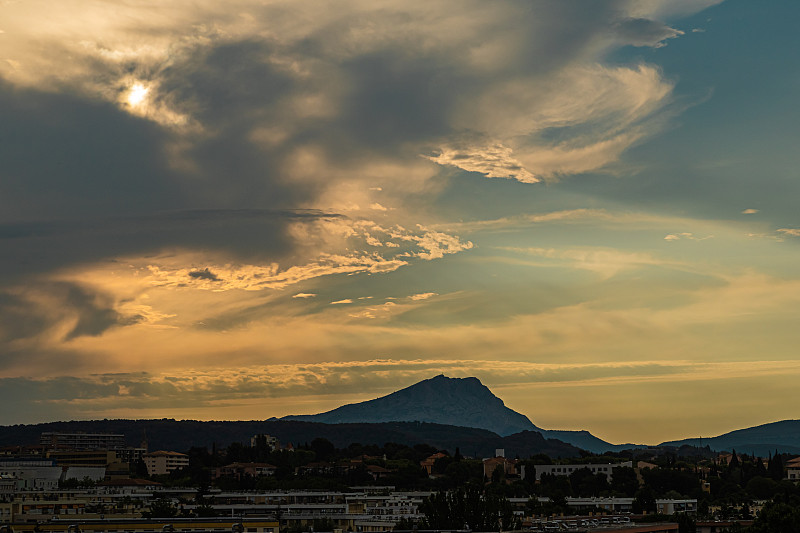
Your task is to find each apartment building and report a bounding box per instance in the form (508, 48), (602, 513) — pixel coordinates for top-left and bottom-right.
(143, 451), (189, 476)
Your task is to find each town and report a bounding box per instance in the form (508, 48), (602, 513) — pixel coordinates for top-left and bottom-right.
(2, 431), (799, 533)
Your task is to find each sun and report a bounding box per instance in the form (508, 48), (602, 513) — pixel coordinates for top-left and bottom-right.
(126, 82), (150, 107)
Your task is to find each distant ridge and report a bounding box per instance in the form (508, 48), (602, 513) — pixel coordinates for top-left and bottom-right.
(660, 419), (800, 455)
(0, 419), (582, 458)
(283, 375), (541, 437)
(538, 429), (638, 455)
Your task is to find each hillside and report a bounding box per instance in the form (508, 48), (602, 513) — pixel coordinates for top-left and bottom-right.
(0, 418), (583, 458)
(660, 419), (800, 455)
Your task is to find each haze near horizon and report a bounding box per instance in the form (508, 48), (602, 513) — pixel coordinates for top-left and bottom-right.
(1, 0), (799, 445)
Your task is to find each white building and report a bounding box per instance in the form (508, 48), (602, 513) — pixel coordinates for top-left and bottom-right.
(143, 451), (189, 476)
(0, 460), (61, 490)
(532, 461), (634, 481)
(656, 499), (697, 514)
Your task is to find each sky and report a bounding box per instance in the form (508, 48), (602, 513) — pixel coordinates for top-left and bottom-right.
(1, 0), (800, 445)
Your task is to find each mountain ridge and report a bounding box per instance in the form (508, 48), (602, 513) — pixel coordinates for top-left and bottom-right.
(282, 374), (542, 437)
(282, 374), (631, 453)
(659, 419), (800, 455)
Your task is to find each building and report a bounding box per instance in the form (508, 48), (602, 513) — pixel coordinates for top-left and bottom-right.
(785, 456), (800, 480)
(142, 451), (188, 476)
(250, 434), (280, 451)
(0, 518), (278, 533)
(483, 450), (524, 480)
(562, 497), (696, 516)
(47, 450), (117, 468)
(419, 453), (448, 475)
(214, 462), (277, 480)
(656, 499), (696, 515)
(0, 460), (61, 490)
(533, 461), (634, 481)
(40, 433), (126, 451)
(696, 521), (754, 533)
(566, 497), (635, 514)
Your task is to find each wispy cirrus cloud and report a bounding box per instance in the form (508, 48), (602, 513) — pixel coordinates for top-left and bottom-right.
(664, 232), (713, 241)
(498, 246), (675, 278)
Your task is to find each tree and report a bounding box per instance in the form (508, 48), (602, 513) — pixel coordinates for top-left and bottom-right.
(728, 450), (740, 469)
(749, 502), (800, 533)
(674, 513), (696, 533)
(569, 467), (609, 497)
(610, 466), (639, 496)
(768, 451), (784, 481)
(194, 504), (218, 517)
(745, 476), (778, 500)
(633, 487), (656, 514)
(421, 488), (519, 531)
(310, 438), (336, 462)
(143, 497), (177, 519)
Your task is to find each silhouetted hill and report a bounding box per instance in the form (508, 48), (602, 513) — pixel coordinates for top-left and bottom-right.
(0, 419), (583, 458)
(660, 419), (800, 455)
(539, 429), (637, 454)
(281, 375), (630, 452)
(283, 375), (541, 436)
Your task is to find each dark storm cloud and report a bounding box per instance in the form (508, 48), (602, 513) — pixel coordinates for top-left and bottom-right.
(0, 281), (135, 345)
(0, 208), (342, 282)
(0, 1), (688, 288)
(161, 40), (296, 127)
(337, 52), (456, 149)
(0, 72), (338, 283)
(0, 81), (180, 223)
(188, 268), (221, 281)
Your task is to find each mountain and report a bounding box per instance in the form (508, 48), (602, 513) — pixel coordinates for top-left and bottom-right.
(282, 375), (634, 452)
(283, 375), (541, 437)
(538, 429), (637, 455)
(660, 419), (800, 456)
(0, 419), (582, 458)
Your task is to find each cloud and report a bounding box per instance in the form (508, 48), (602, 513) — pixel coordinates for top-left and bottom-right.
(0, 208), (340, 283)
(0, 281), (140, 349)
(500, 246), (674, 279)
(391, 226), (474, 260)
(664, 232), (713, 241)
(777, 228), (800, 237)
(188, 268), (221, 282)
(741, 208), (759, 214)
(0, 0), (695, 203)
(433, 208), (705, 235)
(330, 299), (353, 305)
(409, 292), (437, 301)
(612, 18), (684, 48)
(0, 0), (731, 423)
(426, 142), (539, 183)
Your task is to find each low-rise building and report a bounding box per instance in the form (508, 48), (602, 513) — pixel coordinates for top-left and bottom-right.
(419, 453), (447, 475)
(656, 499), (696, 514)
(250, 434), (280, 451)
(533, 461), (634, 482)
(215, 462), (277, 480)
(40, 433), (126, 452)
(143, 451), (188, 476)
(483, 455), (524, 480)
(785, 456), (800, 480)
